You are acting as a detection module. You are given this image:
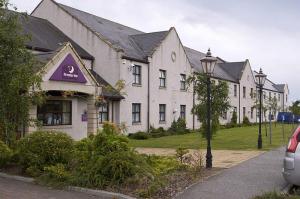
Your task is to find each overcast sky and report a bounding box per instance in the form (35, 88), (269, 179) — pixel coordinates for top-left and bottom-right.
(10, 0), (300, 102)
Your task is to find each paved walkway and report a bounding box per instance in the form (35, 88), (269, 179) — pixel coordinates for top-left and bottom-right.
(175, 147), (288, 199)
(0, 177), (106, 199)
(135, 147), (263, 168)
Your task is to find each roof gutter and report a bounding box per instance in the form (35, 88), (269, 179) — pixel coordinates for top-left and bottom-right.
(121, 55), (149, 64)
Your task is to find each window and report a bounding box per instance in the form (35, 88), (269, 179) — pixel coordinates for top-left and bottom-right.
(132, 103), (141, 123)
(159, 104), (166, 122)
(159, 70), (166, 88)
(37, 100), (72, 126)
(263, 92), (266, 100)
(243, 86), (246, 98)
(243, 107), (246, 119)
(99, 103), (109, 123)
(133, 65), (141, 85)
(234, 85), (237, 97)
(251, 107), (254, 119)
(222, 111), (227, 120)
(278, 94), (281, 101)
(269, 92), (271, 100)
(234, 107), (237, 113)
(180, 74), (186, 90)
(250, 88), (254, 98)
(180, 105), (186, 119)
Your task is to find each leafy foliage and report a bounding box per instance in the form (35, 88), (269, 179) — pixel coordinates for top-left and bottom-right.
(0, 140), (12, 167)
(128, 131), (150, 140)
(71, 123), (153, 187)
(169, 118), (189, 134)
(243, 116), (251, 126)
(230, 110), (238, 127)
(290, 101), (300, 115)
(175, 147), (189, 164)
(188, 73), (230, 138)
(17, 131), (74, 176)
(0, 1), (44, 145)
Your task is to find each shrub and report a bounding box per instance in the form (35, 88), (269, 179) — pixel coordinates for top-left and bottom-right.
(38, 163), (71, 187)
(175, 147), (189, 164)
(17, 131), (74, 176)
(128, 131), (150, 140)
(71, 124), (153, 187)
(0, 140), (12, 168)
(230, 111), (238, 127)
(243, 116), (251, 126)
(150, 126), (169, 138)
(169, 118), (189, 134)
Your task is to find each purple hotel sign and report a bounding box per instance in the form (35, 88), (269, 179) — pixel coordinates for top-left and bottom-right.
(50, 54), (87, 83)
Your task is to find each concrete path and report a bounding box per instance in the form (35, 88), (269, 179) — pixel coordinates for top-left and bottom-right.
(136, 147), (263, 168)
(0, 177), (106, 199)
(175, 147), (288, 199)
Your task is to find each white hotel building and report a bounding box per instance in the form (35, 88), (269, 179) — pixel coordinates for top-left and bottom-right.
(15, 0), (289, 139)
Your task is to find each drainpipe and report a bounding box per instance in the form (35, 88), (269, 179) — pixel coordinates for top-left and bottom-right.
(111, 101), (114, 123)
(192, 73), (195, 130)
(147, 62), (150, 133)
(239, 84), (241, 124)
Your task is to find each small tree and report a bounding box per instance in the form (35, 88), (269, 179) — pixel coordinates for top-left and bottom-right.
(290, 101), (300, 115)
(0, 1), (43, 145)
(188, 73), (230, 138)
(230, 110), (237, 127)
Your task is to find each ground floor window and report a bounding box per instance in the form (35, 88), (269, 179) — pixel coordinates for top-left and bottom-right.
(159, 104), (166, 122)
(222, 111), (227, 120)
(99, 103), (109, 123)
(132, 103), (141, 123)
(251, 107), (254, 119)
(37, 100), (72, 126)
(180, 105), (186, 119)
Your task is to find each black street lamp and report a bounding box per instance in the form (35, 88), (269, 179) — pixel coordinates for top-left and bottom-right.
(255, 68), (267, 149)
(200, 49), (217, 168)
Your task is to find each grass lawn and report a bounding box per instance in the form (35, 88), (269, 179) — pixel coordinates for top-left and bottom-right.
(129, 123), (298, 151)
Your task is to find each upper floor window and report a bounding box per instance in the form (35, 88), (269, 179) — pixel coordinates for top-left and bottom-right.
(99, 103), (109, 124)
(159, 70), (166, 88)
(180, 105), (186, 119)
(251, 107), (254, 119)
(269, 92), (271, 99)
(159, 104), (166, 122)
(250, 88), (254, 98)
(180, 74), (186, 91)
(234, 85), (237, 97)
(37, 100), (72, 126)
(133, 65), (141, 85)
(263, 92), (266, 100)
(278, 93), (281, 101)
(132, 103), (141, 123)
(243, 86), (246, 98)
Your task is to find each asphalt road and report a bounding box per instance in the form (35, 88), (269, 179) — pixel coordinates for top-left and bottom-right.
(176, 147), (288, 199)
(0, 177), (106, 199)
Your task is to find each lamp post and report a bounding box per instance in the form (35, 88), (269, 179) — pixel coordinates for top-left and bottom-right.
(255, 68), (267, 149)
(200, 49), (217, 168)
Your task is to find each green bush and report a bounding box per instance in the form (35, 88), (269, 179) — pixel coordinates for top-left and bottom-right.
(71, 123), (153, 187)
(243, 116), (251, 126)
(150, 126), (170, 138)
(38, 163), (71, 187)
(17, 131), (74, 176)
(253, 192), (300, 199)
(168, 118), (189, 134)
(0, 140), (12, 168)
(128, 131), (150, 140)
(230, 111), (238, 127)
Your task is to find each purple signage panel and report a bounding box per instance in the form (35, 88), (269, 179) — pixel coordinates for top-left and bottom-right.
(50, 54), (87, 83)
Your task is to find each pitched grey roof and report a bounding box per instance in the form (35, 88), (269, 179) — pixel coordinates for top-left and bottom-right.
(218, 61), (246, 82)
(58, 3), (169, 61)
(274, 84), (285, 92)
(89, 70), (124, 100)
(184, 47), (241, 83)
(15, 11), (93, 60)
